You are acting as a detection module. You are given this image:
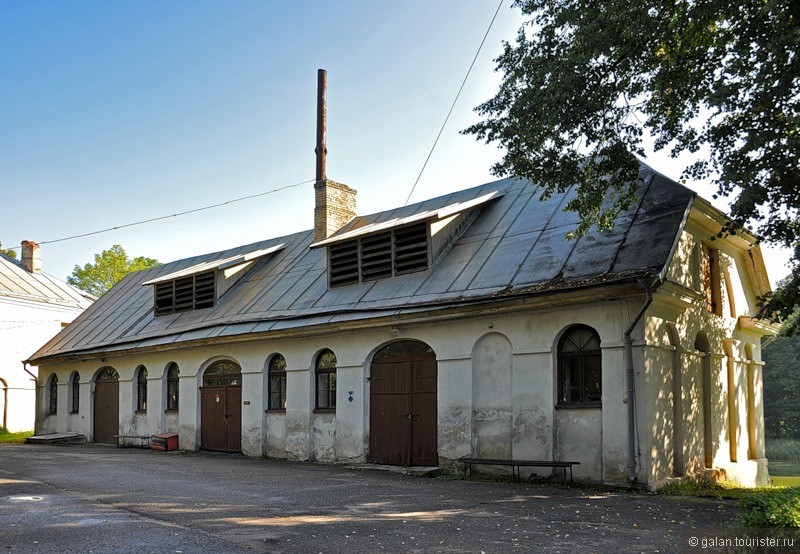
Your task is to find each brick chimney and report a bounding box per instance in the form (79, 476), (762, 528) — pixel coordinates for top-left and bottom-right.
(314, 180), (357, 242)
(21, 240), (42, 273)
(313, 69), (356, 243)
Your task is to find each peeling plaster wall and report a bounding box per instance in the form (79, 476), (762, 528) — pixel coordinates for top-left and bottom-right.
(33, 280), (770, 487)
(554, 408), (602, 479)
(472, 333), (513, 459)
(33, 300), (635, 483)
(334, 363), (364, 461)
(265, 413), (287, 458)
(437, 356), (472, 461)
(240, 367), (264, 455)
(512, 351), (552, 464)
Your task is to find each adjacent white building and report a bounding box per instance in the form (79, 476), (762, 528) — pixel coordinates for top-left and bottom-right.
(28, 168), (774, 488)
(0, 242), (92, 432)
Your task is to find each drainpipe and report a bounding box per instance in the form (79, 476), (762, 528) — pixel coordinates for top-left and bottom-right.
(625, 277), (658, 482)
(22, 362), (39, 435)
(1, 378), (7, 430)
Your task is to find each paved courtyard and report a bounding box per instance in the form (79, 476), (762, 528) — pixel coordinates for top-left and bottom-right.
(0, 443), (738, 553)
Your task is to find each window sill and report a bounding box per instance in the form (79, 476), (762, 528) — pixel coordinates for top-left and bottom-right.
(135, 409), (147, 414)
(164, 409), (179, 413)
(555, 402), (602, 410)
(313, 408), (336, 414)
(266, 408), (287, 413)
(69, 410), (79, 415)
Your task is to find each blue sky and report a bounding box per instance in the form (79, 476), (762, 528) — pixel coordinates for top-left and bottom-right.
(0, 0), (789, 286)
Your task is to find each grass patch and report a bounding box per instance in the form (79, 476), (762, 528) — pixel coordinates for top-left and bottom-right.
(659, 480), (755, 500)
(659, 478), (800, 528)
(766, 438), (800, 461)
(738, 487), (800, 528)
(0, 429), (34, 444)
(773, 476), (800, 487)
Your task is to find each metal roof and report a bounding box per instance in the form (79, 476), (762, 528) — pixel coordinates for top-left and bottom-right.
(309, 190), (504, 247)
(0, 255), (94, 310)
(142, 244), (285, 285)
(28, 165), (695, 363)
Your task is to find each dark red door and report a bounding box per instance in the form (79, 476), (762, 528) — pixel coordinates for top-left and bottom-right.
(369, 341), (437, 466)
(201, 386), (241, 452)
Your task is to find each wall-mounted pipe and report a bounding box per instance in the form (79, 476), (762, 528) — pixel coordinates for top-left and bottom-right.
(22, 362), (39, 435)
(625, 278), (658, 482)
(0, 377), (7, 430)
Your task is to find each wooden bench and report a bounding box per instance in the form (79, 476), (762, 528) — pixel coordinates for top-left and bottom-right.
(114, 434), (151, 448)
(459, 457), (580, 485)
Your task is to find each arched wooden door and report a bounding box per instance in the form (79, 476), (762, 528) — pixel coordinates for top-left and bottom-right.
(200, 360), (242, 452)
(93, 367), (119, 444)
(369, 341), (437, 466)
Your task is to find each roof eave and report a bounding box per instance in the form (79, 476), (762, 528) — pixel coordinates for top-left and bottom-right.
(26, 273), (653, 366)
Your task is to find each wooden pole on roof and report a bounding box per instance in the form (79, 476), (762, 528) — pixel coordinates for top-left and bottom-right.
(315, 69), (327, 182)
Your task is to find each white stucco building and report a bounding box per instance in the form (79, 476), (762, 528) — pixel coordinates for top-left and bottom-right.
(0, 242), (92, 432)
(28, 167), (774, 488)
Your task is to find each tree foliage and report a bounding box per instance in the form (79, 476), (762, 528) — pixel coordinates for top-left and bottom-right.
(67, 245), (159, 297)
(466, 0), (799, 332)
(0, 242), (16, 259)
(762, 332), (800, 439)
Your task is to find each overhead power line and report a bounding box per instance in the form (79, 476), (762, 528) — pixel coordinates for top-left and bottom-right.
(27, 178), (315, 247)
(403, 0), (506, 207)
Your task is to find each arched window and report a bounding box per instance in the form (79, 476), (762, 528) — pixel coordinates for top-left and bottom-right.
(203, 360), (241, 386)
(96, 367), (119, 381)
(268, 354), (287, 410)
(70, 372), (80, 414)
(166, 363), (179, 411)
(136, 366), (148, 412)
(315, 349), (337, 410)
(557, 325), (601, 405)
(48, 374), (58, 415)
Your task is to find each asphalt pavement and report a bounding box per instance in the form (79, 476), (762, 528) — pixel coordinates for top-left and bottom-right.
(0, 443), (738, 553)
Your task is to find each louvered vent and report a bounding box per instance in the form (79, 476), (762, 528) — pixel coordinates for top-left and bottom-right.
(360, 231), (392, 281)
(194, 272), (216, 309)
(328, 222), (429, 288)
(154, 282), (174, 316)
(153, 272), (216, 315)
(329, 239), (359, 287)
(394, 222), (428, 274)
(174, 276), (194, 312)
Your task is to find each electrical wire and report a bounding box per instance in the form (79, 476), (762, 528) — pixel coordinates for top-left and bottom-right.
(16, 178), (315, 248)
(403, 0), (506, 207)
(7, 2), (506, 246)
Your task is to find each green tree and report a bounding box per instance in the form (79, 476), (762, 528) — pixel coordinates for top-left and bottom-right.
(466, 0), (799, 332)
(762, 332), (800, 439)
(68, 245), (159, 297)
(0, 241), (17, 259)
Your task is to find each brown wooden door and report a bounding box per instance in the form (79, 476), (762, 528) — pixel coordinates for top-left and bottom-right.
(370, 361), (413, 465)
(201, 386), (241, 452)
(410, 357), (438, 465)
(369, 341), (437, 466)
(94, 378), (119, 444)
(226, 386), (241, 452)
